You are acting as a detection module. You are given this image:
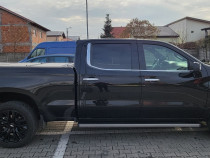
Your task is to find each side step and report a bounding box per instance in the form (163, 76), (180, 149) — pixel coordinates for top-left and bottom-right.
(79, 124), (201, 128)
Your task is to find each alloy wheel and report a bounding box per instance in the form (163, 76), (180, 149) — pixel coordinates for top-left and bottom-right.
(0, 110), (28, 143)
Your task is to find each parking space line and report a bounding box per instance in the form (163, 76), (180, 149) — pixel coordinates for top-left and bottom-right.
(53, 121), (74, 158)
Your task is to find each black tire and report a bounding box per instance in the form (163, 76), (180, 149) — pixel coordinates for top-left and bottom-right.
(0, 101), (38, 148)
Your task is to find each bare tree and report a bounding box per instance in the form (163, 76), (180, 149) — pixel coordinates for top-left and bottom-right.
(176, 29), (187, 44)
(120, 18), (159, 39)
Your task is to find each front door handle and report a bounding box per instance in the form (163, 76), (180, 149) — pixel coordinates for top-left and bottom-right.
(83, 77), (99, 81)
(145, 79), (160, 82)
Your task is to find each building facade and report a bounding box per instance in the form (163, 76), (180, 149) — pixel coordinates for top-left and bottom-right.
(0, 6), (49, 53)
(46, 31), (66, 41)
(111, 26), (179, 43)
(166, 17), (210, 43)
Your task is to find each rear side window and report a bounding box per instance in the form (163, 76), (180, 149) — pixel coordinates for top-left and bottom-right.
(90, 44), (132, 70)
(48, 56), (69, 63)
(30, 57), (47, 63)
(30, 49), (45, 58)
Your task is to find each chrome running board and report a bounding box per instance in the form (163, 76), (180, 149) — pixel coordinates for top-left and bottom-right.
(79, 124), (201, 128)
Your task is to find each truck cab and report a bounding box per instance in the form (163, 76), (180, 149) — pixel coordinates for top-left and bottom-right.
(76, 39), (209, 125)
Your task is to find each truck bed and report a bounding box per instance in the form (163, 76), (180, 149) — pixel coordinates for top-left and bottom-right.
(0, 62), (76, 121)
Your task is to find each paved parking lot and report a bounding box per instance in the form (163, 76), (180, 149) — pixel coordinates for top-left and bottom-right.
(1, 121), (210, 158)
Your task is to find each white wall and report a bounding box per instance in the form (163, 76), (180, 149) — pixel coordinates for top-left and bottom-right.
(186, 20), (210, 42)
(168, 19), (187, 43)
(168, 18), (210, 43)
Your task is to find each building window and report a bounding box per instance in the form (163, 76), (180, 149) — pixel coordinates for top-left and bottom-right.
(191, 31), (194, 33)
(40, 32), (42, 38)
(33, 29), (37, 37)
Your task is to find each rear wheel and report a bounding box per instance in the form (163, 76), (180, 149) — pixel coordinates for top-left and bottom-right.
(0, 101), (38, 148)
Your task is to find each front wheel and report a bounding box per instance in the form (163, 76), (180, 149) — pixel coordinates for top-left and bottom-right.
(0, 101), (38, 148)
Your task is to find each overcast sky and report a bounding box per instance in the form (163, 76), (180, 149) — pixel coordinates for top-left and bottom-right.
(1, 0), (210, 39)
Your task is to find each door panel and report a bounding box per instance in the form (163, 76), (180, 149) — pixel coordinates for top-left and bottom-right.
(141, 71), (207, 119)
(139, 42), (208, 121)
(79, 41), (142, 123)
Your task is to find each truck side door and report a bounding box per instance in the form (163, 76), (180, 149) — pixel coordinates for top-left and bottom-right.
(138, 41), (208, 122)
(79, 41), (142, 123)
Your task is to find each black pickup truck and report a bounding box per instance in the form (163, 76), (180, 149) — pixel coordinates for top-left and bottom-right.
(0, 39), (209, 148)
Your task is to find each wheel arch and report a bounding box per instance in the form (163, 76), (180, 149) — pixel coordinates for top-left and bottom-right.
(0, 88), (40, 120)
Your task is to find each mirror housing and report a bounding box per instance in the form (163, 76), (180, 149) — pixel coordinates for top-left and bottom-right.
(189, 61), (201, 72)
(192, 62), (201, 72)
(180, 61), (202, 78)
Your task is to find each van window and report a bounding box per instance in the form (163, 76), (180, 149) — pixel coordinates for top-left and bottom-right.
(30, 57), (47, 63)
(30, 49), (45, 59)
(48, 56), (70, 63)
(90, 44), (132, 70)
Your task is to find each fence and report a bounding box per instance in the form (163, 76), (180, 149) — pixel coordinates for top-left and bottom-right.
(183, 49), (210, 61)
(0, 52), (28, 62)
(183, 49), (199, 59)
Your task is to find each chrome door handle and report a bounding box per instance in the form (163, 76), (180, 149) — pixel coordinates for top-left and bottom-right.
(145, 79), (160, 82)
(83, 78), (99, 81)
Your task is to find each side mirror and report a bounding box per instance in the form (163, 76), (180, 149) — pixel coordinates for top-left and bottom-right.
(180, 61), (202, 78)
(192, 62), (201, 72)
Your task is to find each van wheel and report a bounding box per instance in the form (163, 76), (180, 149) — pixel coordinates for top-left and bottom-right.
(0, 101), (38, 148)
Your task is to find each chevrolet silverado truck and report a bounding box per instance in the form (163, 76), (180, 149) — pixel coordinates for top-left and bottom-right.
(0, 39), (209, 148)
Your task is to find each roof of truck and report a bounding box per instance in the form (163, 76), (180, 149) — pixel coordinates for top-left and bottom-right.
(76, 38), (175, 46)
(77, 38), (168, 42)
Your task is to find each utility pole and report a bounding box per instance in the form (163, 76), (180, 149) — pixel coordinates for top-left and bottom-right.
(66, 27), (71, 41)
(86, 0), (89, 39)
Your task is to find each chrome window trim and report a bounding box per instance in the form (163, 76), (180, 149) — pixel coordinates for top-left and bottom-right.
(86, 43), (92, 67)
(86, 43), (191, 72)
(140, 70), (191, 72)
(87, 43), (134, 71)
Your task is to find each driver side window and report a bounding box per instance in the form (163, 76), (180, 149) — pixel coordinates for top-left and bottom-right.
(143, 44), (188, 70)
(30, 48), (45, 59)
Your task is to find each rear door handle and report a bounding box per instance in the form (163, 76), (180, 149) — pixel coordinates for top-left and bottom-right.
(145, 79), (160, 82)
(83, 78), (99, 81)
